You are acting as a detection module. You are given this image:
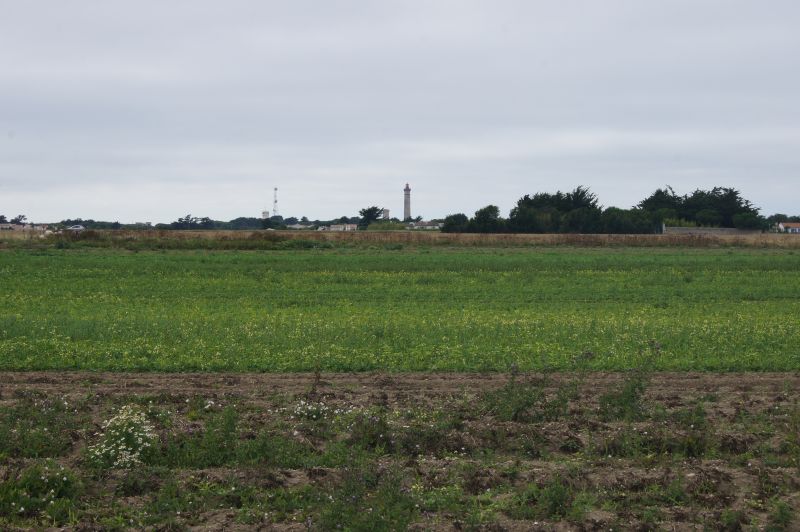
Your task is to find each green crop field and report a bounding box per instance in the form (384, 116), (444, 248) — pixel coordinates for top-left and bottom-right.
(1, 248), (799, 371)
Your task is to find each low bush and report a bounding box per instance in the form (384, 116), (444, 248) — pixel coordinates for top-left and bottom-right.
(0, 396), (82, 458)
(482, 377), (577, 422)
(86, 404), (158, 469)
(0, 460), (80, 525)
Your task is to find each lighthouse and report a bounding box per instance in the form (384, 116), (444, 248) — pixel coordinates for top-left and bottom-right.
(403, 183), (411, 221)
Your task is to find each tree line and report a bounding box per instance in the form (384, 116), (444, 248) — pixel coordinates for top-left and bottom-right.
(441, 186), (796, 234)
(0, 214), (28, 225)
(5, 185), (798, 233)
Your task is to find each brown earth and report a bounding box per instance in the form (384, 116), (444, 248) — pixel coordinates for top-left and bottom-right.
(1, 372), (798, 530)
(2, 370), (798, 411)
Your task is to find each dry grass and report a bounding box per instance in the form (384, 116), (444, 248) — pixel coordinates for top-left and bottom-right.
(0, 230), (46, 240)
(3, 229), (799, 248)
(128, 229), (800, 248)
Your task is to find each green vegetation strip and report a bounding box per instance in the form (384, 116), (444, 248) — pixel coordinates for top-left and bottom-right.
(1, 248), (799, 371)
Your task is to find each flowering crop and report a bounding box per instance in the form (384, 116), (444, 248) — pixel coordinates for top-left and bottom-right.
(1, 248), (799, 371)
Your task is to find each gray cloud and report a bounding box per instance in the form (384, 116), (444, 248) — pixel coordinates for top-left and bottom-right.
(1, 1), (798, 222)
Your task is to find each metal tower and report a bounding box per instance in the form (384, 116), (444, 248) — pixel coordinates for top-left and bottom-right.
(272, 187), (279, 217)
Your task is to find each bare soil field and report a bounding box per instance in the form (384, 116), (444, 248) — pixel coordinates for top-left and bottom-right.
(1, 372), (798, 530)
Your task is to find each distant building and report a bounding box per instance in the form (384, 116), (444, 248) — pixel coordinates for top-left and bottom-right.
(319, 224), (359, 232)
(778, 222), (800, 234)
(381, 208), (390, 220)
(261, 210), (270, 219)
(407, 221), (442, 230)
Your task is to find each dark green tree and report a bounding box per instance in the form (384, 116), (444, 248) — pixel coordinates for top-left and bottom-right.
(560, 206), (602, 233)
(358, 206), (383, 229)
(600, 208), (655, 234)
(441, 213), (469, 233)
(508, 186), (601, 233)
(695, 209), (723, 227)
(565, 186), (600, 211)
(732, 212), (767, 230)
(468, 205), (505, 233)
(638, 186), (682, 213)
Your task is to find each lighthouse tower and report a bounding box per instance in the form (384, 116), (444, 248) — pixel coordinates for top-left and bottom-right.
(403, 183), (411, 221)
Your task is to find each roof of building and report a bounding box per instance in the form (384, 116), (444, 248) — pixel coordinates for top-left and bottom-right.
(780, 222), (800, 228)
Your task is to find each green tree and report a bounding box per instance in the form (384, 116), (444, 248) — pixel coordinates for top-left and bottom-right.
(733, 212), (766, 230)
(560, 206), (601, 233)
(508, 186), (601, 233)
(695, 209), (723, 227)
(638, 186), (682, 213)
(358, 206), (383, 229)
(441, 213), (468, 233)
(171, 214), (196, 230)
(601, 208), (655, 234)
(565, 186), (600, 211)
(468, 205), (505, 233)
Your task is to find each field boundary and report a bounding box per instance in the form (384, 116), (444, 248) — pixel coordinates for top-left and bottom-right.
(5, 228), (799, 248)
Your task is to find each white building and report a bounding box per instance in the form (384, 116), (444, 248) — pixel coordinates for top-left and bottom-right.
(778, 222), (800, 234)
(319, 224), (359, 232)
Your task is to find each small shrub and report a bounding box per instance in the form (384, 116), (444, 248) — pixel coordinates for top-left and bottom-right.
(145, 479), (195, 525)
(115, 467), (166, 497)
(238, 432), (314, 468)
(719, 508), (748, 531)
(482, 377), (577, 423)
(664, 478), (688, 505)
(347, 410), (393, 451)
(0, 460), (80, 525)
(198, 406), (238, 465)
(768, 498), (793, 530)
(599, 371), (649, 421)
(411, 483), (464, 513)
(504, 475), (587, 521)
(0, 396), (82, 458)
(87, 404), (157, 469)
(318, 465), (416, 531)
(537, 478), (570, 518)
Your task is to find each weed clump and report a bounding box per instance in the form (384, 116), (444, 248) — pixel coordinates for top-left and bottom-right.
(504, 475), (592, 521)
(0, 396), (82, 458)
(87, 404), (157, 469)
(768, 498), (794, 530)
(0, 460), (80, 525)
(347, 410), (393, 451)
(482, 376), (577, 423)
(598, 341), (661, 421)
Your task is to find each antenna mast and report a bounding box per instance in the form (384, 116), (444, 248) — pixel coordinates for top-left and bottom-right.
(272, 187), (279, 217)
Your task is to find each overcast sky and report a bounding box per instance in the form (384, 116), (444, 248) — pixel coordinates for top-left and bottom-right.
(1, 1), (798, 223)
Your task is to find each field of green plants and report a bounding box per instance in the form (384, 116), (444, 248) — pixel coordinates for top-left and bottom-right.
(1, 247), (798, 371)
